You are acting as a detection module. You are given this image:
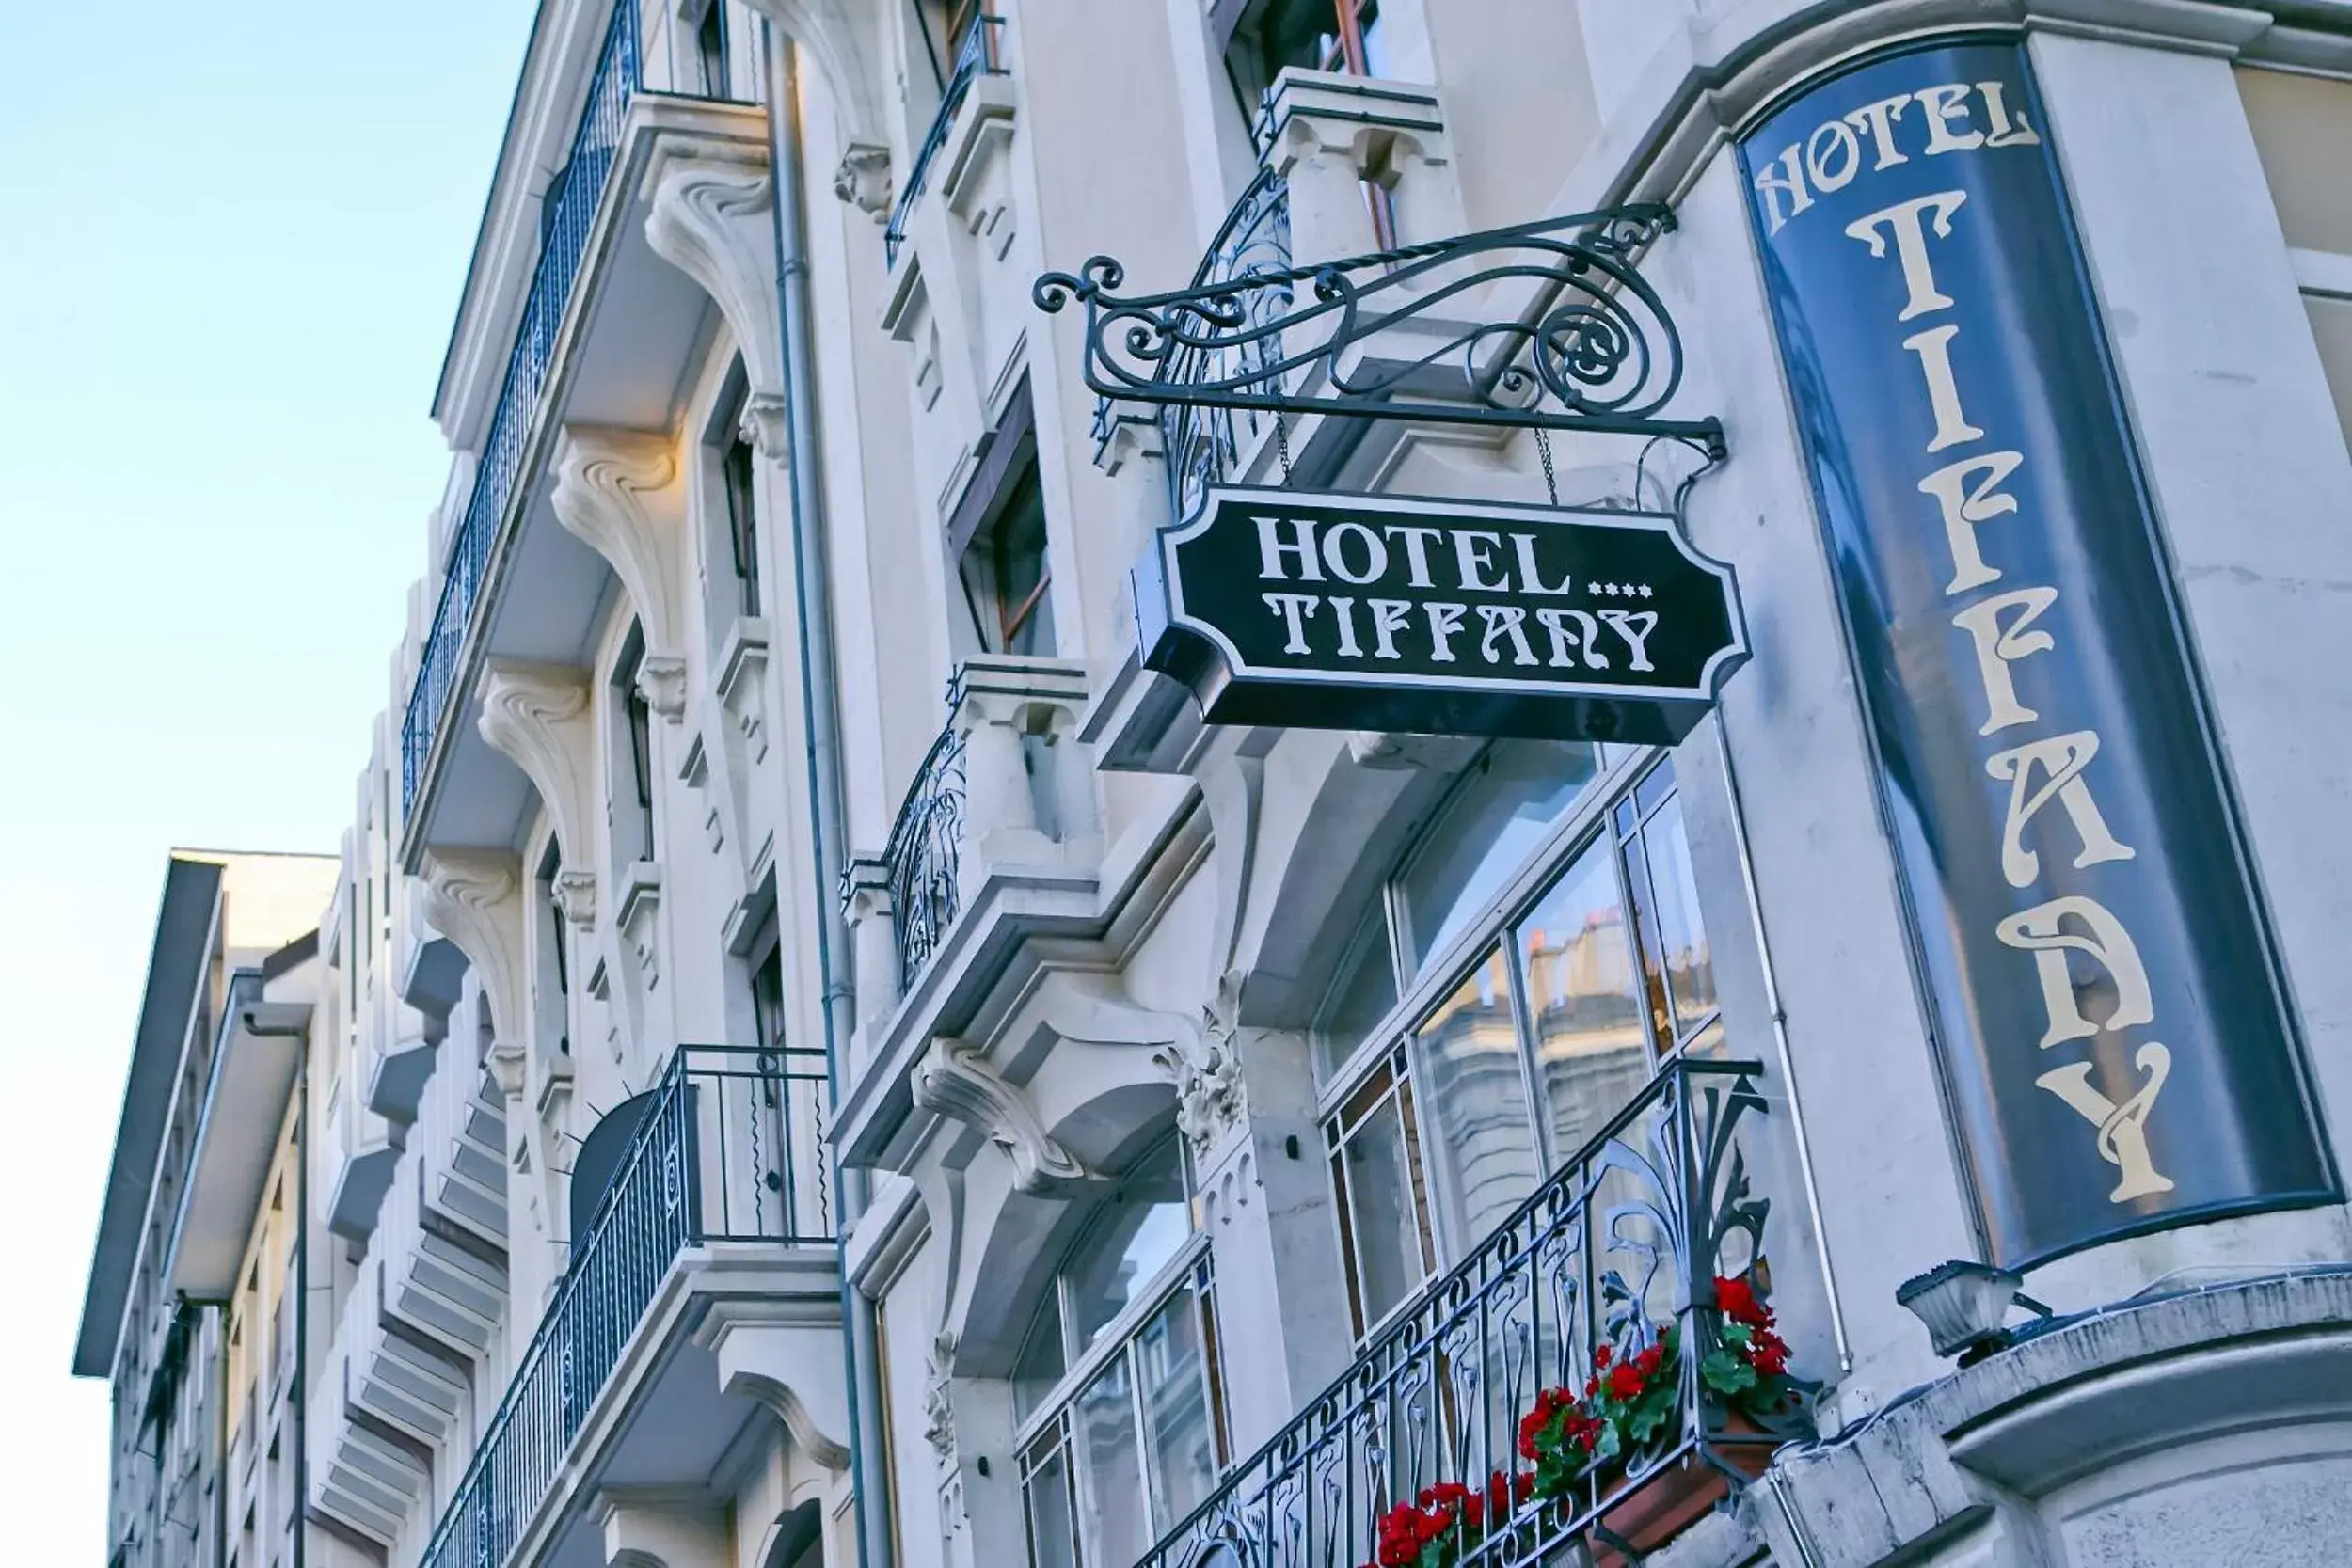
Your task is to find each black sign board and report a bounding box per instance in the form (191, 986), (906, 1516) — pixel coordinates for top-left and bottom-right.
(1741, 38), (2334, 1267)
(1133, 486), (1746, 745)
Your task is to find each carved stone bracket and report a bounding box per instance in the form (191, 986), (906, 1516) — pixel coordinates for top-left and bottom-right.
(476, 659), (599, 924)
(612, 863), (667, 1064)
(596, 1490), (727, 1568)
(644, 145), (785, 400)
(912, 1037), (1093, 1195)
(715, 617), (773, 768)
(833, 140), (893, 221)
(419, 849), (529, 1069)
(698, 1290), (855, 1472)
(551, 427), (691, 721)
(920, 1329), (958, 1470)
(1156, 974), (1250, 1164)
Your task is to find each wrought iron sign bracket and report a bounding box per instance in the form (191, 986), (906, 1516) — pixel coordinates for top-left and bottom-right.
(1034, 202), (1727, 461)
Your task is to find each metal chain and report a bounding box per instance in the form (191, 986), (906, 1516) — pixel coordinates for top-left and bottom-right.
(1535, 426), (1559, 506)
(1275, 412), (1293, 483)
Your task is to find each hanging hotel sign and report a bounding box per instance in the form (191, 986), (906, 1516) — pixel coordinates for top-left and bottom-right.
(1741, 38), (2334, 1268)
(1132, 486), (1746, 744)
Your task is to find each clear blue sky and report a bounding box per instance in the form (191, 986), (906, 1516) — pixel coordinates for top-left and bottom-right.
(0, 1), (534, 1552)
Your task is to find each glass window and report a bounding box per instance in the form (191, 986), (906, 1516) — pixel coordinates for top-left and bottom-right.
(722, 422), (760, 619)
(1515, 841), (1646, 1160)
(959, 460), (1056, 657)
(1326, 1052), (1430, 1334)
(1396, 741), (1602, 975)
(1319, 752), (1727, 1337)
(1411, 947), (1536, 1252)
(1017, 1140), (1229, 1568)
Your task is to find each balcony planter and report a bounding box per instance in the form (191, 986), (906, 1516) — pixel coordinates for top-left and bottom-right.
(1585, 1415), (1772, 1568)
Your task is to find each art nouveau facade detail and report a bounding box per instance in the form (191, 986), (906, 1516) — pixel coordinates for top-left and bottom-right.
(80, 4), (2352, 1568)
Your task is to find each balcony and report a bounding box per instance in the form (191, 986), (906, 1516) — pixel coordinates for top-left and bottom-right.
(838, 657), (1099, 1085)
(1139, 1060), (1813, 1568)
(401, 0), (764, 838)
(883, 14), (1008, 267)
(420, 1046), (836, 1568)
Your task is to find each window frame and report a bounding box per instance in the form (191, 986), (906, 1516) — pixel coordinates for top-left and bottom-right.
(1315, 746), (1723, 1337)
(1012, 1143), (1231, 1568)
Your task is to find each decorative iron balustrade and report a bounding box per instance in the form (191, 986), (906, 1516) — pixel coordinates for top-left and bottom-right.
(1141, 1058), (1810, 1568)
(1155, 162), (1294, 525)
(1037, 203), (1726, 516)
(401, 2), (759, 815)
(417, 1047), (830, 1568)
(883, 14), (1008, 266)
(880, 717), (968, 992)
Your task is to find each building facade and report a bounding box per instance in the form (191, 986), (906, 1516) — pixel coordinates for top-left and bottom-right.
(80, 3), (2352, 1568)
(77, 851), (340, 1568)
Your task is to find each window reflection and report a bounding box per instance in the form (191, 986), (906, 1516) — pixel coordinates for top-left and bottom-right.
(1516, 843), (1650, 1160)
(1412, 947), (1536, 1253)
(1073, 1356), (1148, 1568)
(1327, 1055), (1430, 1333)
(1399, 741), (1601, 975)
(1137, 1282), (1219, 1535)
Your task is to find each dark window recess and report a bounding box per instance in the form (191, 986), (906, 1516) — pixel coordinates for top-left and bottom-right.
(723, 425), (761, 619)
(539, 163), (572, 245)
(622, 648), (658, 862)
(1220, 0), (1396, 246)
(545, 875), (571, 1057)
(950, 381), (1055, 657)
(695, 2), (729, 97)
(912, 0), (989, 89)
(752, 942), (787, 1053)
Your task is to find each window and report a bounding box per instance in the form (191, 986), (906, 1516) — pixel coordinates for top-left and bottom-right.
(951, 382), (1056, 657)
(694, 0), (730, 98)
(750, 932), (787, 1055)
(721, 417), (761, 620)
(1016, 1139), (1228, 1568)
(614, 633), (658, 865)
(913, 0), (991, 90)
(1318, 750), (1719, 1335)
(1221, 0), (1397, 245)
(537, 842), (571, 1057)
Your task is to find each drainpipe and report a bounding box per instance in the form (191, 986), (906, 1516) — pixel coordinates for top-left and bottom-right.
(760, 24), (896, 1568)
(241, 1005), (310, 1568)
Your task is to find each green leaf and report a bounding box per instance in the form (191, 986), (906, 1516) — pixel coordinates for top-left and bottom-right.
(1701, 1349), (1758, 1395)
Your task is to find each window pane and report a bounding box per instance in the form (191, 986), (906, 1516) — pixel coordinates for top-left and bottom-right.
(1022, 1428), (1080, 1568)
(1311, 900), (1397, 1083)
(1013, 1291), (1067, 1423)
(1399, 742), (1602, 976)
(1412, 947), (1538, 1254)
(1068, 1141), (1191, 1351)
(1641, 796), (1718, 1042)
(1136, 1281), (1219, 1536)
(1517, 843), (1651, 1160)
(1073, 1356), (1149, 1568)
(1330, 1074), (1428, 1331)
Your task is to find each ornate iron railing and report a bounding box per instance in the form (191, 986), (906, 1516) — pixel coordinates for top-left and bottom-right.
(401, 2), (758, 816)
(1157, 162), (1294, 523)
(1037, 202), (1725, 496)
(881, 718), (968, 991)
(1141, 1058), (1807, 1568)
(883, 14), (1008, 266)
(417, 1047), (830, 1568)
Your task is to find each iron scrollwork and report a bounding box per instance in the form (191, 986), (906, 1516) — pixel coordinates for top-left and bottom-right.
(1034, 201), (1725, 502)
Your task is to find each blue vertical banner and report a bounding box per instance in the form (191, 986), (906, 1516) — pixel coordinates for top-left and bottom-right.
(1740, 38), (2334, 1267)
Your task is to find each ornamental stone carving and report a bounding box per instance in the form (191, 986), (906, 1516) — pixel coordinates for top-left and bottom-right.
(550, 427), (691, 721)
(911, 1037), (1091, 1195)
(644, 145), (784, 400)
(418, 849), (528, 1070)
(920, 1330), (958, 1468)
(832, 140), (892, 219)
(476, 660), (598, 922)
(1156, 976), (1249, 1163)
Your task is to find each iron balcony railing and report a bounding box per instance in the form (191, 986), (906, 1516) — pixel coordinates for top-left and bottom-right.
(418, 1046), (831, 1568)
(883, 13), (1008, 266)
(881, 716), (967, 991)
(402, 2), (757, 816)
(1157, 159), (1292, 523)
(1141, 1058), (1810, 1568)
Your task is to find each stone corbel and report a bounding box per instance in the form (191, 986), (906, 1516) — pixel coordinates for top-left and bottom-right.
(921, 1330), (958, 1470)
(476, 660), (599, 926)
(912, 1037), (1093, 1195)
(610, 863), (666, 1064)
(940, 72), (1018, 261)
(715, 617), (773, 768)
(840, 854), (897, 1036)
(833, 140), (892, 222)
(550, 427), (691, 721)
(1156, 974), (1250, 1165)
(698, 1291), (854, 1471)
(948, 658), (1094, 904)
(597, 1489), (728, 1568)
(1267, 70), (1457, 261)
(644, 145), (785, 403)
(419, 850), (529, 1069)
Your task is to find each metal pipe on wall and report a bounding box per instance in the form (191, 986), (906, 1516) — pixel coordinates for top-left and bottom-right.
(759, 23), (897, 1568)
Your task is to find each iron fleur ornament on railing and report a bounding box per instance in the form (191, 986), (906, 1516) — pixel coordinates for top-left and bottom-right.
(1033, 203), (1724, 465)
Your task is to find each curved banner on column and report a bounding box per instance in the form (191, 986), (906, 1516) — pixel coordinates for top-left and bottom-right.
(1740, 37), (2335, 1267)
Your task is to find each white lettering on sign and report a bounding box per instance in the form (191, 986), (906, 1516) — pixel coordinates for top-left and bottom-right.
(1836, 128), (2173, 1202)
(1757, 83), (2038, 235)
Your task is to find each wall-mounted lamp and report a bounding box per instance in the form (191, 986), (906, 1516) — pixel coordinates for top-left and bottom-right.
(1895, 1260), (2051, 1366)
